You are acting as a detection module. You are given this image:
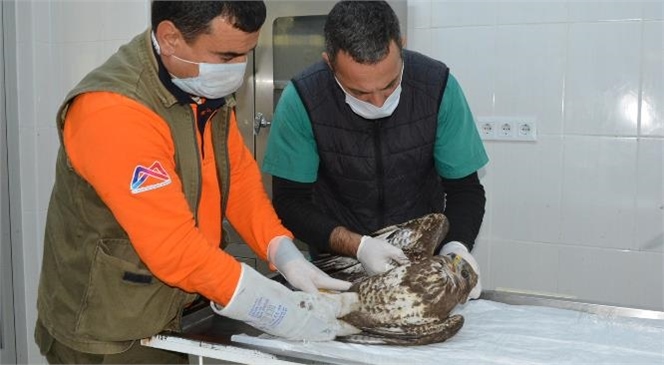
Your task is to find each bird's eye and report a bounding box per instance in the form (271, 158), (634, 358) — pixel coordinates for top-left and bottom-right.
(461, 269), (469, 279)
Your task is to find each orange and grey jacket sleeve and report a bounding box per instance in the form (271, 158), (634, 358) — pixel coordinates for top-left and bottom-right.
(439, 171), (486, 253)
(271, 175), (340, 253)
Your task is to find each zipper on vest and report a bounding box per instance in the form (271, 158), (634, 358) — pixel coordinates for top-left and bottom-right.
(373, 121), (385, 228)
(191, 102), (207, 158)
(193, 98), (225, 159)
(188, 105), (203, 222)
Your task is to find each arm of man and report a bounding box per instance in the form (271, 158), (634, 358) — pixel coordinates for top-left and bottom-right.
(440, 172), (486, 251)
(434, 73), (489, 253)
(434, 73), (488, 299)
(271, 175), (362, 257)
(223, 110), (294, 257)
(272, 176), (408, 275)
(224, 113), (351, 292)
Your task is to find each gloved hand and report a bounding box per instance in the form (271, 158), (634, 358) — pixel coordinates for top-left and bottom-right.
(356, 232), (410, 276)
(268, 236), (353, 293)
(440, 241), (482, 300)
(211, 263), (361, 341)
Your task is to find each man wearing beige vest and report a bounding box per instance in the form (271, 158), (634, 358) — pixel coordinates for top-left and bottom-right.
(35, 2), (359, 363)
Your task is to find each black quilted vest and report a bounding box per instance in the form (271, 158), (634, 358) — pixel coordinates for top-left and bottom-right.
(292, 50), (449, 234)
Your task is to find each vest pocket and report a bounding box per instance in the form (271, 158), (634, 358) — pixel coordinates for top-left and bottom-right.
(75, 238), (182, 341)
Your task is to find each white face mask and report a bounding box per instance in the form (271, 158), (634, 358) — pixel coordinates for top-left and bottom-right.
(170, 57), (246, 100)
(151, 32), (246, 99)
(335, 65), (403, 120)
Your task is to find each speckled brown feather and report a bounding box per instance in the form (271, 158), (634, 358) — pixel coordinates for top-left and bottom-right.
(313, 213), (450, 282)
(313, 213), (477, 346)
(371, 213), (450, 263)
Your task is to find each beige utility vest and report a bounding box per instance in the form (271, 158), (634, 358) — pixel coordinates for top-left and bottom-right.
(36, 29), (234, 354)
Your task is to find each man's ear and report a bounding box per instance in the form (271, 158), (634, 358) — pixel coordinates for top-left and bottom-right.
(322, 51), (331, 67)
(401, 36), (407, 49)
(155, 21), (180, 57)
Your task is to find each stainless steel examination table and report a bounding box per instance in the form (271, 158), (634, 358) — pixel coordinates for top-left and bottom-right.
(141, 290), (664, 364)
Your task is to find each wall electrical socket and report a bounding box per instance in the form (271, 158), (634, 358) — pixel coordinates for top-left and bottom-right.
(478, 121), (496, 138)
(476, 117), (537, 142)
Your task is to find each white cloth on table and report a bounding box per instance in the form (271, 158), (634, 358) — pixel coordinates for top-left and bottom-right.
(232, 299), (664, 364)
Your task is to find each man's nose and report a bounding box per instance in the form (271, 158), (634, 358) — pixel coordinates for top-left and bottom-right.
(367, 93), (387, 108)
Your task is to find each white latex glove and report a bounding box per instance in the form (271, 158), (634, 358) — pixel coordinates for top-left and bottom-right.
(440, 241), (482, 300)
(268, 236), (353, 293)
(211, 263), (361, 341)
(356, 233), (410, 276)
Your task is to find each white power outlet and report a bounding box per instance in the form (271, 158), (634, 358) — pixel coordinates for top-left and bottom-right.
(476, 117), (537, 142)
(498, 121), (515, 138)
(517, 121), (537, 140)
(479, 121), (496, 138)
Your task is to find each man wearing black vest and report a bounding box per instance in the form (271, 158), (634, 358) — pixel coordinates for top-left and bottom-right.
(263, 0), (488, 299)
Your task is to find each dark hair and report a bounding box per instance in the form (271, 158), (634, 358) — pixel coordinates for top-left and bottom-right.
(151, 1), (266, 43)
(324, 1), (403, 65)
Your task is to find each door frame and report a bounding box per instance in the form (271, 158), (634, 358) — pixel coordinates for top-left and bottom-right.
(1, 0), (18, 363)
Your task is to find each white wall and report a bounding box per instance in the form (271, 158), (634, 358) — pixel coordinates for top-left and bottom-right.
(407, 0), (663, 310)
(7, 0), (663, 363)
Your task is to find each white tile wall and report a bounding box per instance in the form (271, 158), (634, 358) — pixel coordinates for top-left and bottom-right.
(497, 1), (567, 25)
(405, 27), (433, 55)
(560, 136), (638, 249)
(430, 26), (496, 116)
(642, 21), (664, 137)
(53, 42), (113, 97)
(17, 127), (37, 211)
(33, 44), (58, 130)
(407, 0), (431, 29)
(642, 1), (664, 21)
(636, 138), (664, 253)
(17, 209), (41, 363)
(494, 23), (566, 134)
(32, 0), (51, 44)
(490, 239), (561, 296)
(8, 1), (664, 362)
(99, 1), (151, 41)
(410, 0), (663, 311)
(431, 1), (497, 28)
(567, 1), (644, 23)
(35, 127), (59, 212)
(557, 245), (664, 310)
(50, 1), (149, 44)
(565, 21), (641, 137)
(473, 167), (493, 289)
(471, 236), (492, 289)
(51, 1), (106, 43)
(490, 136), (564, 244)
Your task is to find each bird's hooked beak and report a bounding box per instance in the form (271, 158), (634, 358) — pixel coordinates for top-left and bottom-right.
(450, 253), (464, 273)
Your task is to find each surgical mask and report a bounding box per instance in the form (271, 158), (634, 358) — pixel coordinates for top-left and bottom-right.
(335, 65), (403, 120)
(151, 32), (246, 99)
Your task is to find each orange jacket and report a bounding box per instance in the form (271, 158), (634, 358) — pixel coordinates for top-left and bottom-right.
(63, 91), (292, 305)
